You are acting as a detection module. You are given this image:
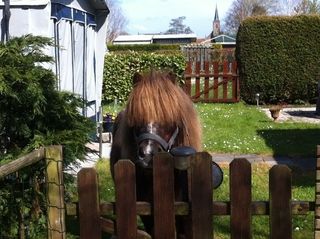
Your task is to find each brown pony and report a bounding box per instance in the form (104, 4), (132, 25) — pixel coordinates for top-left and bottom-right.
(110, 70), (202, 236)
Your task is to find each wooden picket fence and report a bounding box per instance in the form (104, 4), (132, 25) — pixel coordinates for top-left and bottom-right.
(182, 45), (239, 103)
(74, 146), (320, 239)
(0, 146), (65, 239)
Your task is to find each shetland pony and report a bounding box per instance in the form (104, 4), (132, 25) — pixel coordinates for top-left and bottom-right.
(110, 70), (202, 236)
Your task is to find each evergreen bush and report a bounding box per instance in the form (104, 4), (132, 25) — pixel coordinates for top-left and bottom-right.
(0, 35), (95, 238)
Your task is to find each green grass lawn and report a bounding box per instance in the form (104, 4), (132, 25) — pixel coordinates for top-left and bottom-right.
(197, 102), (320, 157)
(93, 102), (319, 238)
(104, 101), (320, 157)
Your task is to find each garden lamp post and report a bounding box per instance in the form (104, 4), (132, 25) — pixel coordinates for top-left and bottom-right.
(316, 79), (320, 116)
(255, 93), (260, 107)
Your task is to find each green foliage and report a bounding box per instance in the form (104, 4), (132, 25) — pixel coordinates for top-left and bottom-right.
(0, 35), (95, 237)
(0, 35), (95, 163)
(236, 15), (320, 104)
(0, 161), (47, 239)
(103, 51), (186, 103)
(107, 43), (181, 52)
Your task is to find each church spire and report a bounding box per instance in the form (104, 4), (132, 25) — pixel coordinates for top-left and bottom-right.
(212, 3), (220, 37)
(214, 3), (219, 21)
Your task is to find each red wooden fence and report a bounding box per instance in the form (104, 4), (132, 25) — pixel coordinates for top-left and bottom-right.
(182, 45), (239, 103)
(75, 147), (320, 239)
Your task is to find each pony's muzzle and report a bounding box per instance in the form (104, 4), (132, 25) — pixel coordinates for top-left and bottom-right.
(137, 141), (163, 168)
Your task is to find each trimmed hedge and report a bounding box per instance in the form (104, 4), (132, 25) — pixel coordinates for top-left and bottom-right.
(236, 15), (320, 104)
(107, 44), (181, 52)
(103, 51), (186, 103)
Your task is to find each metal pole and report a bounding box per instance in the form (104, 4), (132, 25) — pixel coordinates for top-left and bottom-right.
(3, 0), (11, 43)
(99, 106), (103, 158)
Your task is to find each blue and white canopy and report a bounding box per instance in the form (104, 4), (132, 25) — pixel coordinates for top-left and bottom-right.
(0, 0), (109, 122)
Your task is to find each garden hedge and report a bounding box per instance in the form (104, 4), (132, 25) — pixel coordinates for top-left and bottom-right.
(107, 43), (181, 52)
(103, 51), (186, 104)
(236, 15), (320, 104)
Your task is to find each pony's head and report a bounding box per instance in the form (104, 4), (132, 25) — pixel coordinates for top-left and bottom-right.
(125, 70), (202, 167)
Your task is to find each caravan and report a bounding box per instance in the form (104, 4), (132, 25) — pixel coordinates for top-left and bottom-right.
(0, 0), (109, 121)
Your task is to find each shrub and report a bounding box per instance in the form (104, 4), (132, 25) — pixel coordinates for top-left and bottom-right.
(0, 35), (95, 237)
(103, 51), (186, 103)
(236, 15), (320, 104)
(107, 43), (181, 52)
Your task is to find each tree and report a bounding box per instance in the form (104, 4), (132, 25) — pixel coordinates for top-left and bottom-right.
(279, 0), (301, 15)
(294, 0), (320, 14)
(0, 34), (95, 237)
(224, 0), (279, 34)
(0, 35), (94, 165)
(165, 16), (193, 34)
(252, 3), (268, 15)
(106, 0), (128, 43)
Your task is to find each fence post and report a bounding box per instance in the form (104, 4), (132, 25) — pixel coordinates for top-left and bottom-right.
(115, 160), (137, 239)
(153, 153), (175, 239)
(315, 145), (320, 239)
(78, 168), (101, 239)
(230, 158), (252, 239)
(269, 165), (292, 239)
(45, 145), (65, 239)
(189, 152), (213, 239)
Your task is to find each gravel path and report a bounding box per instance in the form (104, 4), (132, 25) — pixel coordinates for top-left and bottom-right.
(261, 107), (320, 123)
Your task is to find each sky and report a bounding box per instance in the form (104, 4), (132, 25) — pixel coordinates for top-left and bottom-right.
(119, 0), (233, 38)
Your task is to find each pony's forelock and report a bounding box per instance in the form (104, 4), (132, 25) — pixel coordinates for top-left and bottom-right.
(125, 70), (202, 150)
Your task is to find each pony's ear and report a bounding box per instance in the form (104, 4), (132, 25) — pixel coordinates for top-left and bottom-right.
(133, 72), (143, 85)
(167, 71), (177, 84)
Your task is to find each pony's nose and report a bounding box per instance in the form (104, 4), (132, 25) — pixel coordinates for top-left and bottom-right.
(137, 141), (162, 168)
(137, 147), (153, 168)
(138, 146), (150, 159)
(138, 142), (154, 158)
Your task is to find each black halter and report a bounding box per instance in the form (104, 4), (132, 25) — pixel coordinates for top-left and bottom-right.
(135, 127), (179, 152)
(134, 127), (179, 168)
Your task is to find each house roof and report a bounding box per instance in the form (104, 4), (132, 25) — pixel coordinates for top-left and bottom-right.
(199, 34), (236, 45)
(153, 33), (197, 39)
(212, 34), (236, 43)
(114, 35), (153, 42)
(113, 33), (197, 44)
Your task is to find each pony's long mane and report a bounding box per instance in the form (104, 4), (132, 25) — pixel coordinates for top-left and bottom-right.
(126, 70), (202, 151)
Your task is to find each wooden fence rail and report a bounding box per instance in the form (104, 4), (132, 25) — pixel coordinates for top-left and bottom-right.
(0, 146), (65, 239)
(74, 146), (320, 239)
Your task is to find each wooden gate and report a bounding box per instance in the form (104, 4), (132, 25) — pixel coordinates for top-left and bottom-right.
(182, 45), (239, 103)
(75, 146), (320, 239)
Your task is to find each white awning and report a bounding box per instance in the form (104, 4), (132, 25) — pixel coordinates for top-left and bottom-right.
(0, 0), (50, 6)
